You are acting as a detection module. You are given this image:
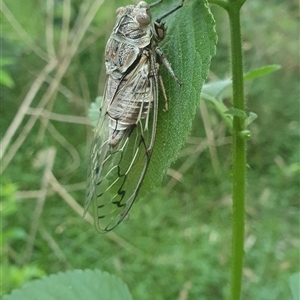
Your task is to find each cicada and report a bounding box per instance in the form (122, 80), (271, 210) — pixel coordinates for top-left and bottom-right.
(85, 0), (184, 232)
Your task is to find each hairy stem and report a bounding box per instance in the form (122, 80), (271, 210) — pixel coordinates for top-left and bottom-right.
(227, 1), (246, 299)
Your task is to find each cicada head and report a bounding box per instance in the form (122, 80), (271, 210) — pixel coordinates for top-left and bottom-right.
(135, 1), (152, 26)
(115, 1), (152, 27)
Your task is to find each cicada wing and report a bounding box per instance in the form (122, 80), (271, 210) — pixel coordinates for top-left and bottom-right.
(85, 97), (110, 215)
(93, 124), (152, 231)
(87, 61), (158, 232)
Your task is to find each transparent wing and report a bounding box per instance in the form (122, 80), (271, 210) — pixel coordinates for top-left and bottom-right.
(85, 97), (109, 215)
(85, 54), (158, 232)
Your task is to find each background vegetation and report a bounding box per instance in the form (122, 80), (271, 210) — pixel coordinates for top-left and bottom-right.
(1, 0), (299, 299)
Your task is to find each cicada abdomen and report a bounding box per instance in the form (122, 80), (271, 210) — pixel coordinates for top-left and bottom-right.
(85, 0), (184, 232)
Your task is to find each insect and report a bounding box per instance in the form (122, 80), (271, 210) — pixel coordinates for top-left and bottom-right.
(85, 0), (184, 232)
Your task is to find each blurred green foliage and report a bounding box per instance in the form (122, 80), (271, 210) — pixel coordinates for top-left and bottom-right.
(1, 0), (299, 299)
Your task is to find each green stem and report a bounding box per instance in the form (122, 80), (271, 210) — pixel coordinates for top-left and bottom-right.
(208, 0), (229, 10)
(227, 1), (246, 299)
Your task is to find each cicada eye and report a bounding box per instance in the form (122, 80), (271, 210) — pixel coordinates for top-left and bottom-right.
(136, 11), (151, 25)
(116, 6), (125, 16)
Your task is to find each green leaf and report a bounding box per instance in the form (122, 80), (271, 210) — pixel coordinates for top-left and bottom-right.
(245, 111), (258, 126)
(201, 78), (232, 101)
(289, 272), (300, 300)
(87, 0), (216, 208)
(199, 65), (277, 132)
(3, 269), (132, 300)
(0, 57), (17, 88)
(142, 0), (217, 193)
(244, 64), (281, 81)
(0, 70), (15, 88)
(201, 79), (233, 130)
(201, 64), (281, 103)
(225, 108), (246, 118)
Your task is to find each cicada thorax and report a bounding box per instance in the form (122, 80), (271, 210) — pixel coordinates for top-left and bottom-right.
(106, 2), (153, 63)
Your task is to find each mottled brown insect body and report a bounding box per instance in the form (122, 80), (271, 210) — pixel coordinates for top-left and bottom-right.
(105, 2), (158, 147)
(85, 0), (184, 231)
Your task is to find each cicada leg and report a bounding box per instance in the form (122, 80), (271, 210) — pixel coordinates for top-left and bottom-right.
(155, 46), (182, 86)
(158, 74), (169, 111)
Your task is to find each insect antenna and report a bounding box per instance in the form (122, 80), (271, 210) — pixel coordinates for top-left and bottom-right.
(149, 0), (163, 8)
(155, 0), (185, 24)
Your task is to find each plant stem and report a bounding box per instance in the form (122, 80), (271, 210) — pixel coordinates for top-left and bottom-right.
(208, 0), (229, 10)
(227, 1), (246, 299)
